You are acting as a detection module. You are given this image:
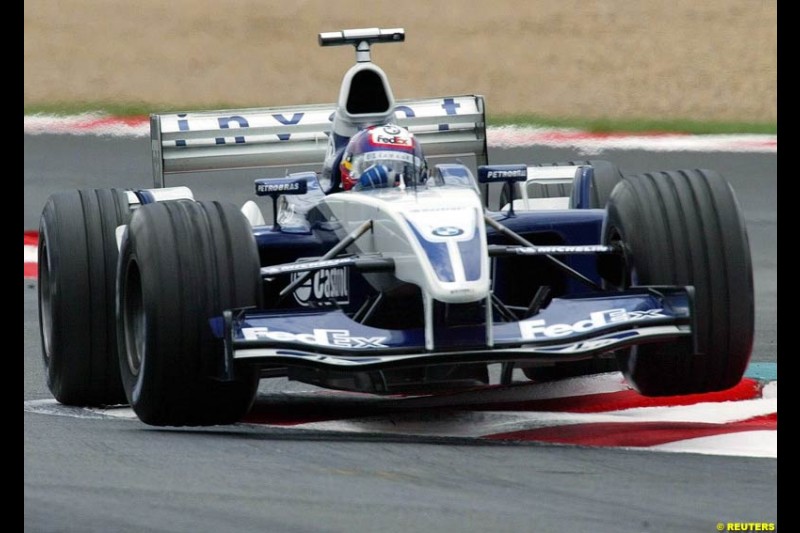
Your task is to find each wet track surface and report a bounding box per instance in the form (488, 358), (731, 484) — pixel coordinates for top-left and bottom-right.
(24, 135), (776, 532)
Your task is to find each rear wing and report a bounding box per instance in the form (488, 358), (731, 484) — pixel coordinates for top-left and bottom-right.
(150, 96), (487, 187)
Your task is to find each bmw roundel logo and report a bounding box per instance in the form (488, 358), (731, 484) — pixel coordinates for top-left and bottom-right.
(382, 124), (401, 135)
(432, 226), (464, 237)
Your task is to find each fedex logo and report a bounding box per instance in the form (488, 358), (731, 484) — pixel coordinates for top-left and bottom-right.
(520, 308), (667, 340)
(241, 327), (388, 349)
(373, 134), (411, 146)
(370, 124), (413, 147)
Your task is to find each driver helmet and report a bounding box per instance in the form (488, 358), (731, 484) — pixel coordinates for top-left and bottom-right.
(340, 124), (427, 191)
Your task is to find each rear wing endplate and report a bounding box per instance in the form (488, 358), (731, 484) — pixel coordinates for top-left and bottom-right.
(150, 96), (487, 187)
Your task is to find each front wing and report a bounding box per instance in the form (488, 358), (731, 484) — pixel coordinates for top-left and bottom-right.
(217, 287), (693, 374)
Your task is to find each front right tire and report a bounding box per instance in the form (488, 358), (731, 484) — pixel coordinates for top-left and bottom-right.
(117, 200), (262, 426)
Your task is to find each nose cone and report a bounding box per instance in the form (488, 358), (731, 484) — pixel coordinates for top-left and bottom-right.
(401, 198), (490, 303)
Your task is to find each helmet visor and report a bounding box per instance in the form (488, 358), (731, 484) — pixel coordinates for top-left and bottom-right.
(352, 150), (426, 188)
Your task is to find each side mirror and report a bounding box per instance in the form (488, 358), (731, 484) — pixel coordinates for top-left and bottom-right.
(477, 165), (527, 216)
(254, 177), (309, 230)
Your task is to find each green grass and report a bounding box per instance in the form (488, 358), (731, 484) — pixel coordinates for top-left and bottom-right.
(23, 102), (777, 135)
(23, 101), (247, 118)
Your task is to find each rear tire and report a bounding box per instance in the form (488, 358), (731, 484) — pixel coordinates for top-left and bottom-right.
(602, 169), (754, 396)
(568, 159), (624, 208)
(117, 200), (261, 426)
(38, 189), (130, 406)
(499, 159), (622, 210)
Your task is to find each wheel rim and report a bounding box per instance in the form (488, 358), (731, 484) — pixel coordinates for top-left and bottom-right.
(38, 238), (53, 361)
(603, 225), (633, 289)
(122, 260), (146, 376)
(609, 227), (638, 286)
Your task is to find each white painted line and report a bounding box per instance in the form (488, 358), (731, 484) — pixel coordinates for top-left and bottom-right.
(24, 115), (777, 153)
(24, 399), (117, 420)
(22, 375), (777, 458)
(651, 431), (777, 458)
(24, 114), (149, 137)
(24, 244), (37, 264)
(284, 395), (776, 438)
(488, 125), (777, 153)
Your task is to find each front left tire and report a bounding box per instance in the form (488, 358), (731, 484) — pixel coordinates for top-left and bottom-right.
(601, 169), (754, 395)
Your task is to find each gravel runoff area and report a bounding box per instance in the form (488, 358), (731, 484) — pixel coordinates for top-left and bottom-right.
(24, 0), (776, 122)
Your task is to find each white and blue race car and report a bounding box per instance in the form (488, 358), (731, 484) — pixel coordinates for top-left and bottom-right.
(38, 28), (754, 426)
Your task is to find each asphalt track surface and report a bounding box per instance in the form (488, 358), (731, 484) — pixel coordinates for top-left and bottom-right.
(24, 134), (777, 532)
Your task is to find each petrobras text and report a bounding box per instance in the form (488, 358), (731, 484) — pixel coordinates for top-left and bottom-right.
(487, 169), (525, 179)
(255, 177), (307, 196)
(478, 164), (527, 183)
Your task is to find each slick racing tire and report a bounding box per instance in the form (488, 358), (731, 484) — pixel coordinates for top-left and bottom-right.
(601, 169), (754, 396)
(498, 159), (623, 210)
(117, 200), (261, 426)
(568, 159), (624, 209)
(38, 188), (130, 406)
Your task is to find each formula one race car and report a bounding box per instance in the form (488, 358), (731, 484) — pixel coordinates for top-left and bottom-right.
(38, 28), (754, 426)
